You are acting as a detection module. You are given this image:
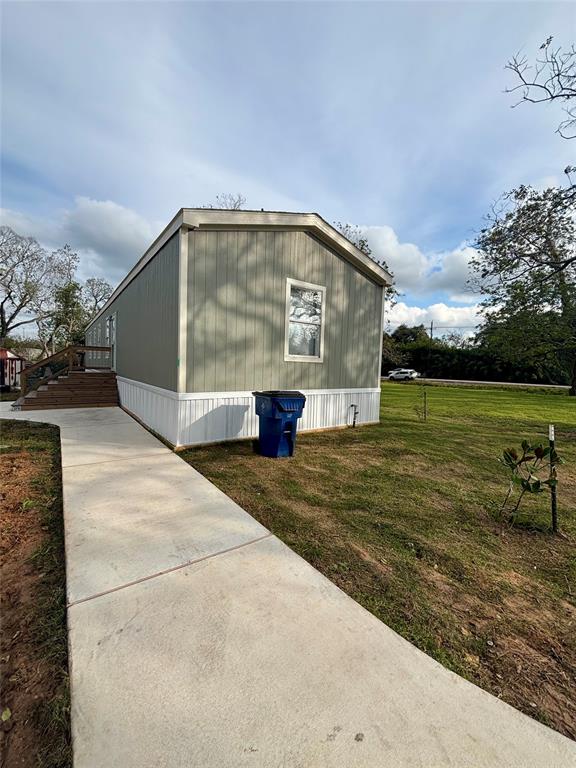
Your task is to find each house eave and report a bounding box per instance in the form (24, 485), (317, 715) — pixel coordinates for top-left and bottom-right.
(182, 209), (393, 286)
(87, 208), (392, 329)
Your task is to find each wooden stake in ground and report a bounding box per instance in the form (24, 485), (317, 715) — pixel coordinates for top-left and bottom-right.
(549, 424), (558, 533)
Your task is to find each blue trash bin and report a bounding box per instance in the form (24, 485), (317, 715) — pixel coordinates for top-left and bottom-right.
(253, 391), (306, 458)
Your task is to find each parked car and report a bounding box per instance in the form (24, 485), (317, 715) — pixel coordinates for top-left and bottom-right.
(387, 368), (404, 376)
(389, 368), (419, 380)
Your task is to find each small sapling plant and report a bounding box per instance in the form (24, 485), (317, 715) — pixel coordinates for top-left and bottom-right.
(413, 385), (428, 422)
(499, 439), (563, 529)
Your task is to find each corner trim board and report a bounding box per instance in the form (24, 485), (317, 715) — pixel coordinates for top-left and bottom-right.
(177, 227), (188, 392)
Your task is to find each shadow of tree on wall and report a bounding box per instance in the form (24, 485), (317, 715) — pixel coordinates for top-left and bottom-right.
(185, 404), (250, 444)
(87, 228), (382, 440)
(185, 229), (381, 403)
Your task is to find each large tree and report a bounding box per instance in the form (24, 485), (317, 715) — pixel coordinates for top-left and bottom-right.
(0, 226), (113, 354)
(83, 277), (113, 316)
(391, 324), (429, 345)
(476, 306), (572, 387)
(470, 185), (576, 394)
(37, 281), (86, 356)
(0, 227), (77, 342)
(506, 37), (576, 139)
(36, 277), (112, 356)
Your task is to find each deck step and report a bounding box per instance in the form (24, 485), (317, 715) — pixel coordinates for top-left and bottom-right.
(29, 393), (119, 400)
(32, 399), (119, 404)
(33, 399), (119, 404)
(21, 403), (119, 410)
(21, 371), (119, 410)
(46, 388), (118, 393)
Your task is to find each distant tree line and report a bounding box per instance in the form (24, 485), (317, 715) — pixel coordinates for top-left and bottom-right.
(382, 324), (572, 387)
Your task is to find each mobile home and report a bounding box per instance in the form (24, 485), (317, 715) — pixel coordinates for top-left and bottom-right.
(85, 209), (392, 447)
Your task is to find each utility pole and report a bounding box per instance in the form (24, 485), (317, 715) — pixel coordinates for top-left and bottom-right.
(426, 320), (434, 377)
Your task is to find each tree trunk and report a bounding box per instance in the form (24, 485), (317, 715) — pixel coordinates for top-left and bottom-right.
(555, 267), (576, 396)
(0, 306), (7, 341)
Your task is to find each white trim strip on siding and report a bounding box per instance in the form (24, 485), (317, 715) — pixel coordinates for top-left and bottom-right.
(116, 376), (381, 448)
(378, 288), (387, 387)
(177, 227), (188, 392)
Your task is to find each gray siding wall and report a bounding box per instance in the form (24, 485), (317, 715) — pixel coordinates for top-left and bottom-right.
(86, 234), (180, 391)
(185, 230), (383, 393)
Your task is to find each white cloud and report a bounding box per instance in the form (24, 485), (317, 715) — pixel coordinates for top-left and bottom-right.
(364, 226), (480, 302)
(1, 197), (163, 282)
(386, 301), (483, 334)
(0, 199), (490, 343)
(427, 245), (480, 303)
(3, 200), (487, 311)
(365, 225), (429, 293)
(62, 197), (160, 271)
(0, 208), (60, 244)
(0, 196), (487, 340)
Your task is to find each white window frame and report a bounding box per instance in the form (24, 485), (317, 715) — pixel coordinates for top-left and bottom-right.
(96, 324), (102, 362)
(284, 278), (326, 363)
(106, 312), (117, 371)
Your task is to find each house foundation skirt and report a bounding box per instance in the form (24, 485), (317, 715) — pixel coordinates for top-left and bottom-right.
(116, 377), (381, 448)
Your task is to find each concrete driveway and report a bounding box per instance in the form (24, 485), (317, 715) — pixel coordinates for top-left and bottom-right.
(1, 404), (575, 767)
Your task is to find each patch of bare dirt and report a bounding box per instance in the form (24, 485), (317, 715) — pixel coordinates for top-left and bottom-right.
(0, 449), (59, 767)
(349, 543), (394, 579)
(313, 445), (384, 473)
(420, 564), (576, 740)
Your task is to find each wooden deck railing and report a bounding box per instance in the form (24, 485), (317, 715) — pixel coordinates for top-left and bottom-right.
(20, 345), (112, 397)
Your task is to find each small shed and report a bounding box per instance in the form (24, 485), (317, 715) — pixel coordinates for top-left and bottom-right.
(85, 209), (392, 447)
(0, 348), (27, 391)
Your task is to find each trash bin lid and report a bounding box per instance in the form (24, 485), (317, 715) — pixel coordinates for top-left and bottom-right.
(252, 390), (306, 398)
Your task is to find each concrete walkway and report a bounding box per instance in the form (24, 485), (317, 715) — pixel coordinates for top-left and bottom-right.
(1, 404), (575, 767)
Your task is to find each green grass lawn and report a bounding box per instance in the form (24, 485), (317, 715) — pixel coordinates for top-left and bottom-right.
(182, 382), (576, 739)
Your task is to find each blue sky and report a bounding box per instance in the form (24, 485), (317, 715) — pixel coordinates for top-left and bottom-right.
(2, 0), (575, 332)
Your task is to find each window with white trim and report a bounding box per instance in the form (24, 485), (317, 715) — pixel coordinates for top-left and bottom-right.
(285, 279), (325, 362)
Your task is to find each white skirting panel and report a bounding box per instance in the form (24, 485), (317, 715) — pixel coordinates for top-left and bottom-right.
(117, 377), (180, 445)
(117, 377), (380, 448)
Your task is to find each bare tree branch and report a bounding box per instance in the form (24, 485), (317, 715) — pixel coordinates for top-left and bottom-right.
(200, 193), (247, 210)
(506, 37), (576, 138)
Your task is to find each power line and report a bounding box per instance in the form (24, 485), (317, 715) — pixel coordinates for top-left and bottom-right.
(430, 321), (479, 340)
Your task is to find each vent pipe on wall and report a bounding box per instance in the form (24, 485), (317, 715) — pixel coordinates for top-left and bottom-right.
(349, 403), (359, 428)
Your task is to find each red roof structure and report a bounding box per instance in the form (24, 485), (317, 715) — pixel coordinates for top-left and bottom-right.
(0, 348), (27, 389)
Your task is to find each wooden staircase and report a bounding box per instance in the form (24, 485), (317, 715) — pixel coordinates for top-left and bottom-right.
(20, 370), (119, 410)
(14, 344), (117, 411)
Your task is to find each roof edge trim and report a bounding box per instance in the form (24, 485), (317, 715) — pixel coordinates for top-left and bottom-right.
(87, 209), (392, 329)
(182, 210), (392, 286)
